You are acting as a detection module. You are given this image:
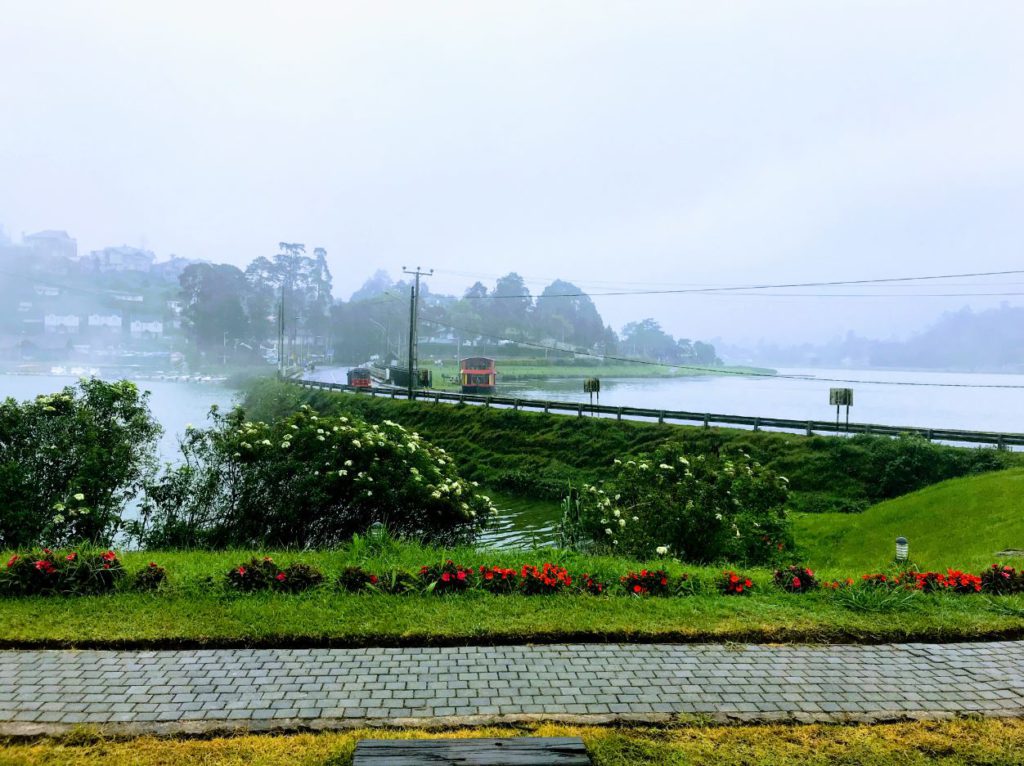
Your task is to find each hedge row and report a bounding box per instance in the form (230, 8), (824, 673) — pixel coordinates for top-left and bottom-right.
(5, 551), (1024, 598)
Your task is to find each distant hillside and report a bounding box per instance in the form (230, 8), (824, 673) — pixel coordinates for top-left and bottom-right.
(727, 304), (1024, 372)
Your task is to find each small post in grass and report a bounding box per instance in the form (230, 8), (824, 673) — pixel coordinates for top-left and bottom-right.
(895, 536), (909, 563)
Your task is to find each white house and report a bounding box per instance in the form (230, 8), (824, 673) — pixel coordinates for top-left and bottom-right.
(130, 319), (163, 338)
(88, 314), (122, 330)
(44, 314), (80, 334)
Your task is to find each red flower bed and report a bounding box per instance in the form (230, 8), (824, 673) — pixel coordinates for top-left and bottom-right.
(478, 565), (519, 594)
(621, 569), (671, 596)
(720, 570), (753, 595)
(861, 573), (897, 588)
(419, 560), (473, 594)
(0, 549), (125, 596)
(981, 564), (1024, 595)
(579, 572), (607, 595)
(906, 569), (982, 594)
(519, 563), (572, 595)
(821, 578), (855, 590)
(774, 565), (817, 593)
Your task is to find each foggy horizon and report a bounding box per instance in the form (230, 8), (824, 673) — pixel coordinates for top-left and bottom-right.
(3, 1), (1023, 346)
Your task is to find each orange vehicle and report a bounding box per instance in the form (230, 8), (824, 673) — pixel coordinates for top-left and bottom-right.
(346, 367), (372, 388)
(459, 357), (496, 394)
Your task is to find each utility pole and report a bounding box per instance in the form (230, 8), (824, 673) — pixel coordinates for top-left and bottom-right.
(277, 283), (285, 378)
(402, 266), (433, 400)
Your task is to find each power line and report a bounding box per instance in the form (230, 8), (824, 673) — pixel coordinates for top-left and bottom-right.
(420, 317), (1024, 389)
(452, 268), (1024, 300)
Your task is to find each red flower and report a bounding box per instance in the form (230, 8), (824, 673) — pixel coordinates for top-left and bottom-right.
(5, 555), (18, 568)
(729, 574), (739, 583)
(791, 577), (801, 588)
(275, 572), (286, 581)
(65, 553), (76, 561)
(441, 572), (450, 582)
(101, 551), (116, 562)
(744, 579), (752, 587)
(633, 584), (642, 593)
(660, 578), (668, 586)
(736, 585), (744, 592)
(369, 575), (378, 584)
(103, 563), (110, 570)
(238, 566), (247, 575)
(484, 572), (494, 580)
(149, 562), (159, 568)
(456, 571), (467, 581)
(42, 548), (52, 555)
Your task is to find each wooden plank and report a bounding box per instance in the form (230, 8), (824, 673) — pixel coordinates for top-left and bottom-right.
(353, 736), (591, 766)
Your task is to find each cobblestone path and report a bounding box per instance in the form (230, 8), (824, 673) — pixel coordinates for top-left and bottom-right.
(2, 642), (1023, 735)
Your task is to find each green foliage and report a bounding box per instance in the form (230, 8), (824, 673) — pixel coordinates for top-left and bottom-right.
(134, 404), (497, 548)
(562, 445), (792, 565)
(244, 380), (1021, 519)
(0, 549), (125, 596)
(0, 379), (161, 548)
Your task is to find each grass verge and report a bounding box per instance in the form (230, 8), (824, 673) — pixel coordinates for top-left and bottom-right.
(1, 545), (1023, 647)
(4, 720), (1024, 765)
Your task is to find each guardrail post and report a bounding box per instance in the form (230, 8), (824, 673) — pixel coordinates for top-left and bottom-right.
(703, 414), (709, 428)
(617, 408), (623, 420)
(513, 399), (519, 411)
(926, 429), (933, 441)
(806, 421), (812, 436)
(577, 404), (583, 417)
(543, 403), (549, 414)
(753, 417), (760, 432)
(390, 390), (396, 399)
(658, 411), (665, 424)
(459, 394), (465, 404)
(434, 394), (440, 404)
(485, 397), (491, 408)
(998, 436), (1005, 450)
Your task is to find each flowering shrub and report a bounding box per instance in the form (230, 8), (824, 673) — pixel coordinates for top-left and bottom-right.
(519, 563), (572, 595)
(419, 560), (473, 594)
(0, 379), (161, 548)
(478, 565), (519, 594)
(226, 557), (282, 592)
(366, 568), (418, 594)
(720, 570), (754, 595)
(135, 405), (498, 549)
(981, 564), (1024, 595)
(132, 562), (167, 592)
(275, 563), (325, 593)
(906, 570), (982, 594)
(561, 445), (791, 565)
(578, 572), (607, 595)
(0, 548), (125, 596)
(621, 569), (671, 596)
(337, 566), (379, 592)
(774, 565), (817, 593)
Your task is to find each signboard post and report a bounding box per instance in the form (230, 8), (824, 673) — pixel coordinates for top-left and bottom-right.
(584, 378), (601, 413)
(829, 388), (854, 432)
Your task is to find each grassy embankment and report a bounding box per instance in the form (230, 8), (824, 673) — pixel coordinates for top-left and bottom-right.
(6, 719), (1024, 765)
(244, 379), (1023, 512)
(795, 468), (1024, 570)
(2, 534), (1024, 647)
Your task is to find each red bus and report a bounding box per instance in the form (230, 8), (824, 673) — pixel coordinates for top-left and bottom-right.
(347, 367), (372, 388)
(460, 357), (496, 394)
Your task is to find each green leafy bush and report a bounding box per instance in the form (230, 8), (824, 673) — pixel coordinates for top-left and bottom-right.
(275, 563), (324, 593)
(561, 445), (792, 564)
(0, 549), (125, 596)
(131, 562), (167, 592)
(134, 404), (497, 548)
(226, 557), (282, 592)
(0, 380), (161, 548)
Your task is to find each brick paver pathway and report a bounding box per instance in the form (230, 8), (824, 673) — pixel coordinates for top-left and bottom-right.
(2, 642), (1023, 735)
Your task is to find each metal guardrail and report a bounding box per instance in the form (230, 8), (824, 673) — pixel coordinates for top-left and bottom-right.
(291, 380), (1024, 448)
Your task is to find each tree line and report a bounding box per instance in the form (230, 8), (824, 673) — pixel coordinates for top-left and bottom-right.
(178, 246), (719, 368)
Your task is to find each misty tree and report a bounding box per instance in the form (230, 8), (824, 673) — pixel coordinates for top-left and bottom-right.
(179, 263), (253, 362)
(534, 279), (605, 348)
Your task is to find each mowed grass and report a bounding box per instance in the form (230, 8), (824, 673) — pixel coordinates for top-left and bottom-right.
(795, 468), (1024, 571)
(4, 720), (1024, 765)
(1, 543), (1023, 646)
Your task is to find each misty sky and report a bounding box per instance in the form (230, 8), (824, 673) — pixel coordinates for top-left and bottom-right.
(1, 1), (1022, 344)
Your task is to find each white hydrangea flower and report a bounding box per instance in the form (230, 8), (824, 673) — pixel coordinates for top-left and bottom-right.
(655, 546), (668, 556)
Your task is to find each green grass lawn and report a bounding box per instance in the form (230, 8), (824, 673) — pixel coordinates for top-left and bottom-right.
(794, 468), (1024, 571)
(2, 543), (1022, 647)
(5, 720), (1024, 765)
